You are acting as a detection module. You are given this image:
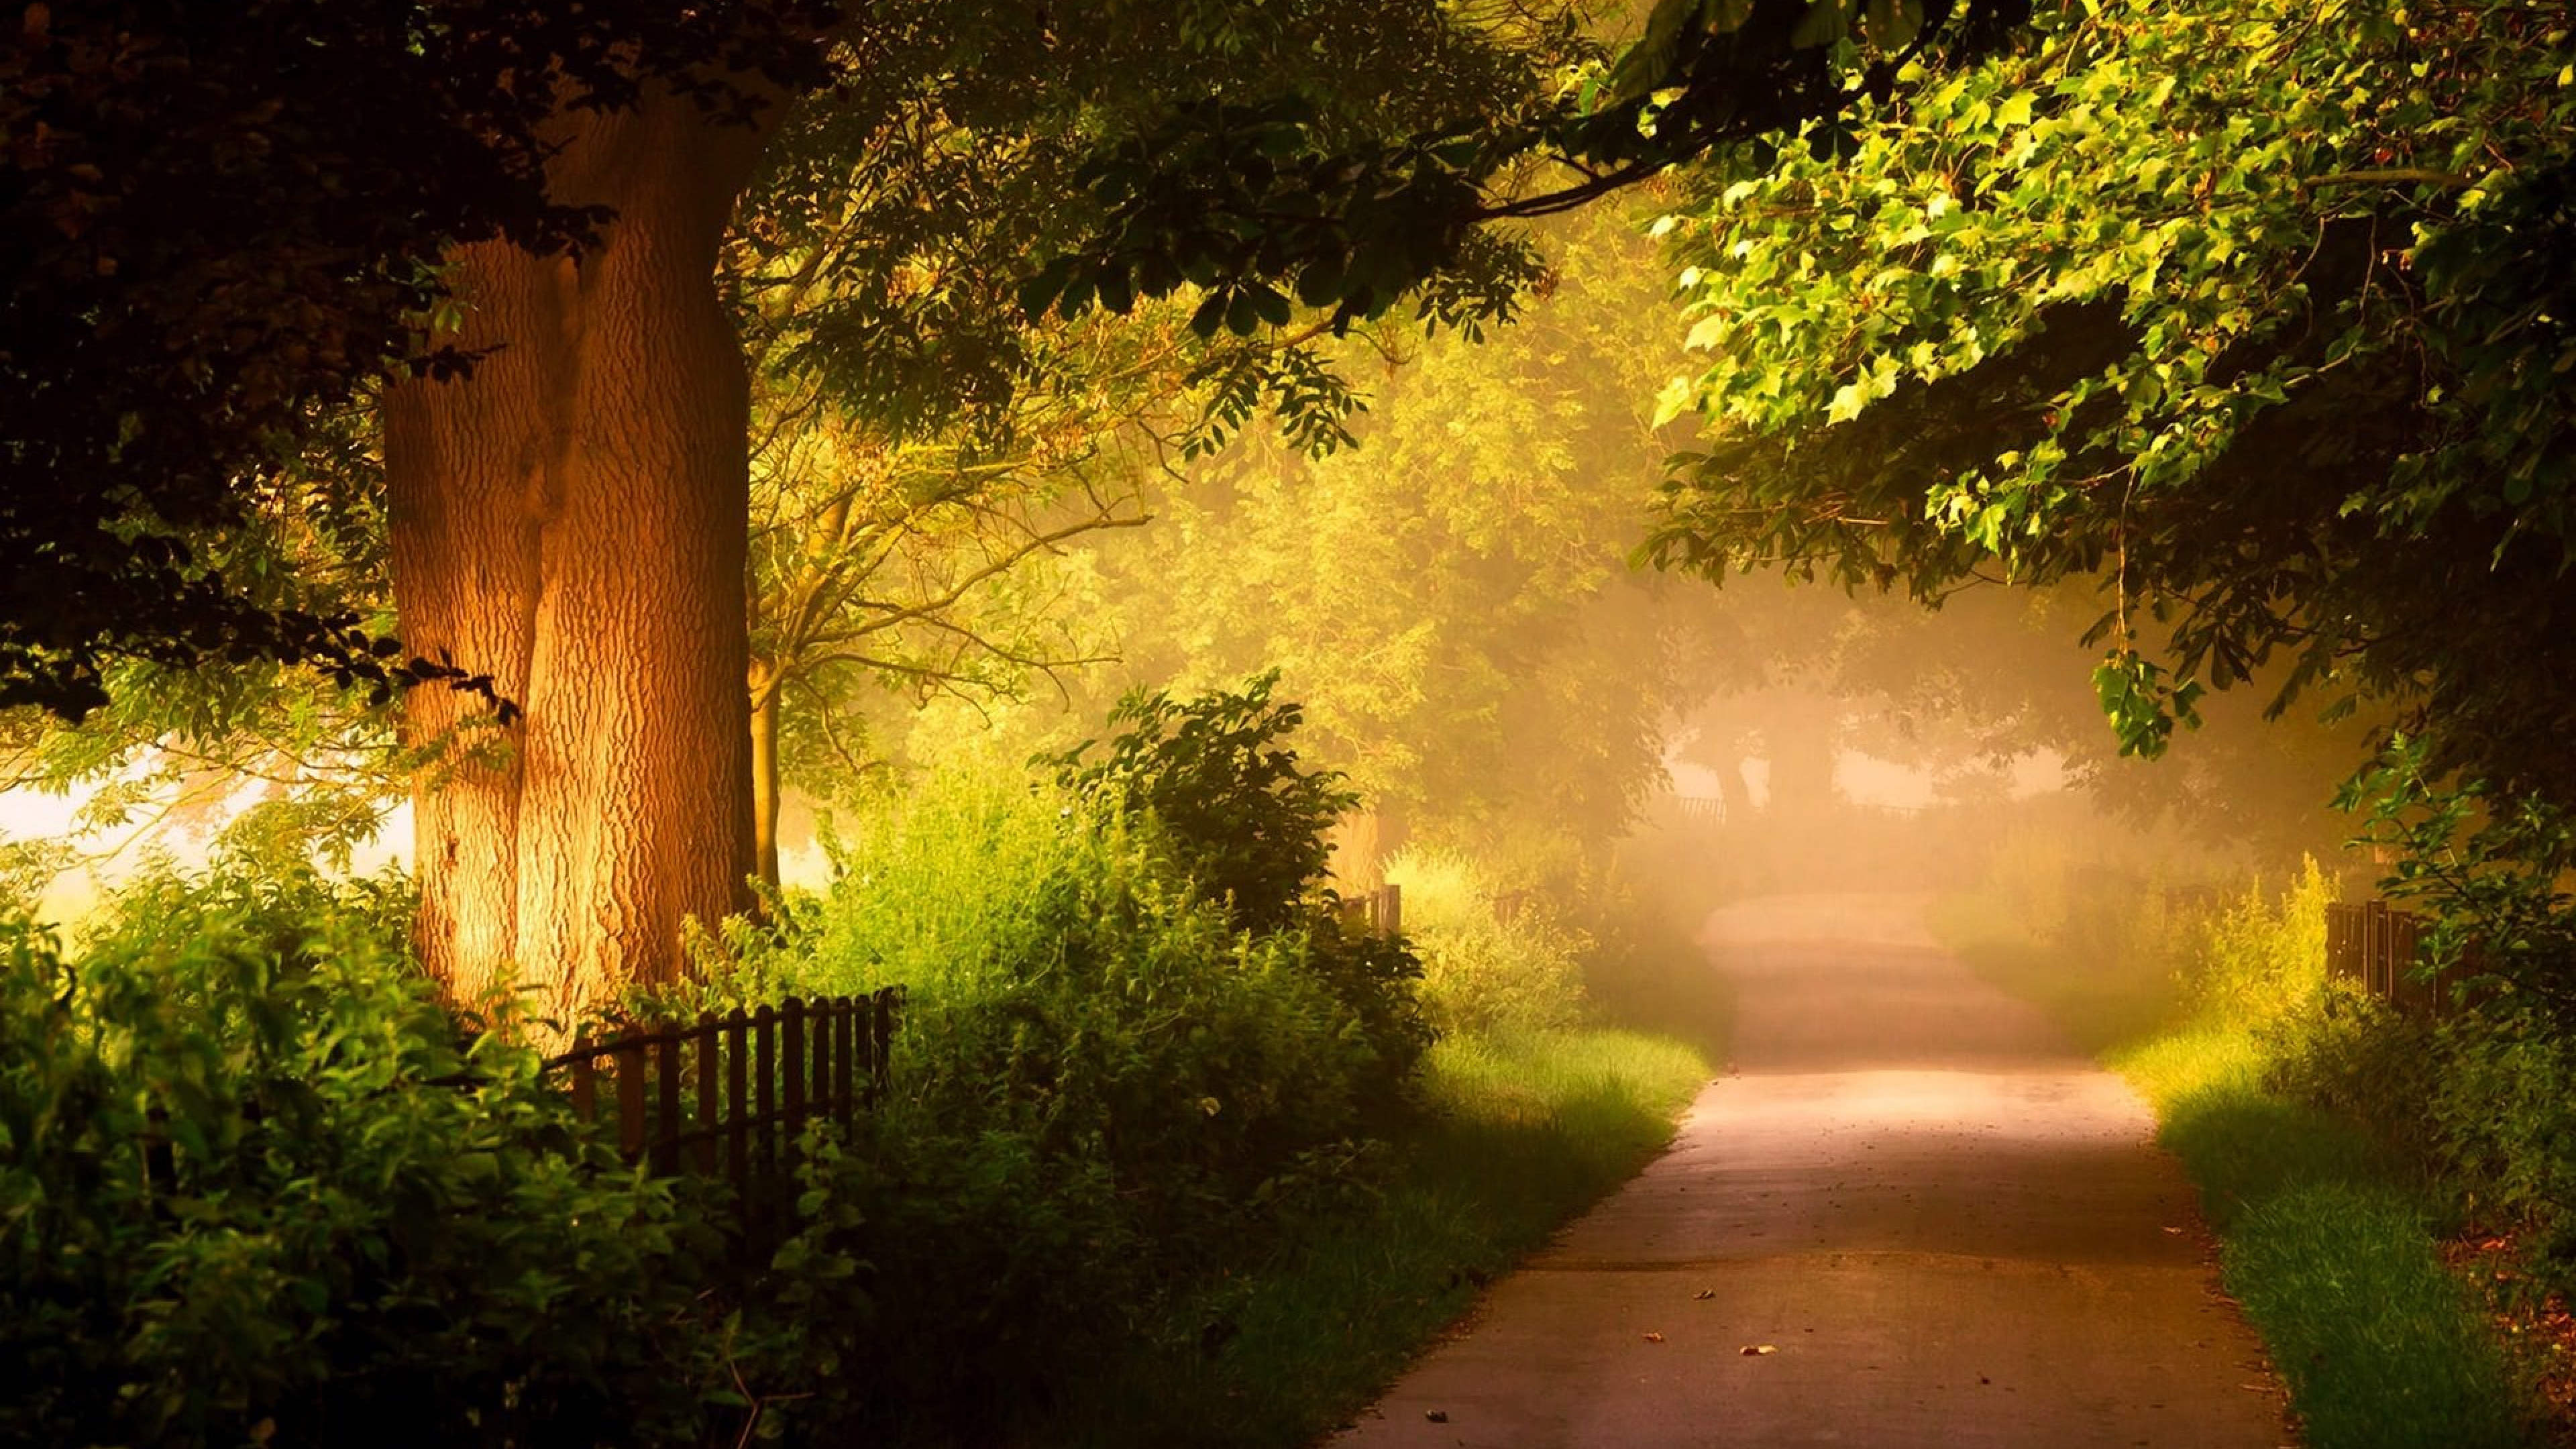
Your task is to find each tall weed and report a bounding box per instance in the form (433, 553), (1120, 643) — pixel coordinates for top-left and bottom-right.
(1385, 847), (1586, 1036)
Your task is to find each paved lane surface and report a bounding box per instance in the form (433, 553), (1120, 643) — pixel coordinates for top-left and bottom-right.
(1334, 894), (2288, 1449)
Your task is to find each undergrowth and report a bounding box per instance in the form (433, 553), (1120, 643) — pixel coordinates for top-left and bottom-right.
(1941, 859), (2535, 1448)
(1037, 1029), (1709, 1448)
(5, 680), (1722, 1446)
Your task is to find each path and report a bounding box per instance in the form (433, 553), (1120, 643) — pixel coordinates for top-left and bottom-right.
(1334, 894), (2288, 1448)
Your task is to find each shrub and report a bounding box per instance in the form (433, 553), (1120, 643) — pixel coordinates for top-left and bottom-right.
(773, 767), (1428, 1426)
(1047, 672), (1356, 934)
(802, 773), (1415, 1218)
(2259, 987), (2438, 1155)
(1385, 848), (1587, 1037)
(2423, 1006), (2576, 1286)
(2188, 859), (2333, 1032)
(0, 860), (761, 1448)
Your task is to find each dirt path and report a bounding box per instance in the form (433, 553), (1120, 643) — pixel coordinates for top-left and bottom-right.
(1334, 894), (2289, 1448)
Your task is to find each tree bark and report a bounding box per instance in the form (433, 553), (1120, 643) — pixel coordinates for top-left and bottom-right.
(384, 90), (765, 1024)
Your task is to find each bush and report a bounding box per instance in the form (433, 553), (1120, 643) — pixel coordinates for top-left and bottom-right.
(802, 773), (1420, 1203)
(2188, 859), (2333, 1032)
(2424, 1006), (2576, 1287)
(772, 766), (1428, 1428)
(1048, 672), (1356, 934)
(0, 861), (765, 1448)
(1383, 848), (1587, 1037)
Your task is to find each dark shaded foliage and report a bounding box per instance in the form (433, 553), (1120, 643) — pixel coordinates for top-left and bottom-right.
(0, 0), (837, 717)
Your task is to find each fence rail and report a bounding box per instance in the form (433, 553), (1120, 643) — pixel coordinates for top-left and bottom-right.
(2324, 901), (2475, 1019)
(543, 987), (902, 1252)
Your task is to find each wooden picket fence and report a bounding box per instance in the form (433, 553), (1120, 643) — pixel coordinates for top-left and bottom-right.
(2324, 900), (2477, 1018)
(544, 987), (902, 1251)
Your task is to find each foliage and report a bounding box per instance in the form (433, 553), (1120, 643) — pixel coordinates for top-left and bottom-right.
(2422, 1010), (2576, 1281)
(977, 200), (1736, 872)
(1039, 0), (2037, 343)
(1049, 673), (1358, 934)
(1645, 0), (2576, 894)
(0, 860), (761, 1448)
(2185, 860), (2332, 1032)
(1385, 849), (1589, 1037)
(0, 0), (836, 717)
(2344, 736), (2576, 1014)
(754, 756), (1423, 1427)
(733, 0), (1613, 804)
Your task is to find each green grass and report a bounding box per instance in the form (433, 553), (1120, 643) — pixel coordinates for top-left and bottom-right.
(1039, 1027), (1711, 1448)
(1935, 896), (2531, 1449)
(2108, 1026), (2526, 1449)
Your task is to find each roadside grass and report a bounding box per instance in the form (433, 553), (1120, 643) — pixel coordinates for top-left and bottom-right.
(1938, 898), (2532, 1449)
(2109, 1025), (2526, 1449)
(1041, 1027), (1712, 1448)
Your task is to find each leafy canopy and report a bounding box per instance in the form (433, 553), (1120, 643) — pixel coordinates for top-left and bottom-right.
(0, 0), (836, 718)
(1644, 0), (2576, 807)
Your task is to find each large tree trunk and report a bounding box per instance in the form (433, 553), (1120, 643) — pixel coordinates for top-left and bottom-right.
(384, 91), (765, 1024)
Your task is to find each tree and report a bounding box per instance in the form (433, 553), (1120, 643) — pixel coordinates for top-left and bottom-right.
(0, 0), (833, 720)
(368, 0), (2029, 1012)
(9, 0), (2031, 1015)
(959, 201), (1732, 884)
(375, 1), (1601, 1016)
(1644, 0), (2573, 816)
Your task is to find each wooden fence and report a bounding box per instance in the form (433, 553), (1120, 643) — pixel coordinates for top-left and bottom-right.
(544, 987), (902, 1250)
(1340, 883), (1402, 937)
(2324, 900), (2473, 1018)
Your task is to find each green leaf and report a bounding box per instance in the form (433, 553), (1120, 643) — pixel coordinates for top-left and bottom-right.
(1189, 290), (1229, 338)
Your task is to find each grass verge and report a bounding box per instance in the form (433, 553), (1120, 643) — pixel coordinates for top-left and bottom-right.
(1937, 898), (2530, 1449)
(1041, 1027), (1711, 1448)
(2112, 1026), (2525, 1449)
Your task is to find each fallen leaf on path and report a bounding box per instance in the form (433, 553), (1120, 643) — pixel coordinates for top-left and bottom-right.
(1643, 1332), (1666, 1343)
(1424, 1410), (1448, 1424)
(1739, 1344), (1777, 1356)
(1693, 1289), (1716, 1301)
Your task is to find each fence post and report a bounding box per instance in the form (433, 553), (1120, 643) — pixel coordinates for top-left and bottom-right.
(568, 1044), (598, 1123)
(614, 1040), (647, 1163)
(810, 996), (835, 1137)
(781, 997), (808, 1185)
(651, 1030), (682, 1176)
(2365, 899), (2390, 999)
(725, 1008), (751, 1203)
(835, 1000), (856, 1128)
(753, 1004), (778, 1168)
(694, 1014), (720, 1176)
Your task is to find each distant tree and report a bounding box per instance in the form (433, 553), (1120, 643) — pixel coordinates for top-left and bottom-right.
(1010, 203), (1733, 878)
